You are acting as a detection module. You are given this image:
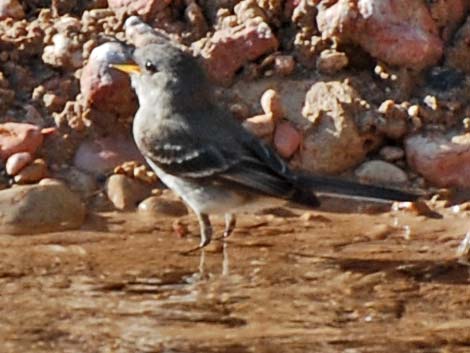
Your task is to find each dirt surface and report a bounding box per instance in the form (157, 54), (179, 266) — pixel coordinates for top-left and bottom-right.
(1, 201), (469, 353)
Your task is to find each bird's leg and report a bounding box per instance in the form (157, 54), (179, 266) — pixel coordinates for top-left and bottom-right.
(223, 213), (237, 238)
(198, 213), (213, 248)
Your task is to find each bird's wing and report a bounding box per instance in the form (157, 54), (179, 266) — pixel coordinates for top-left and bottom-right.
(145, 140), (239, 178)
(143, 130), (300, 198)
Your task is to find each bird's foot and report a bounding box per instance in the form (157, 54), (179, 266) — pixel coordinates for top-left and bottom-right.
(223, 213), (237, 238)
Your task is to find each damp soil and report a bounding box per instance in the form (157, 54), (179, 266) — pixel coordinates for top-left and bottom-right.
(0, 200), (469, 353)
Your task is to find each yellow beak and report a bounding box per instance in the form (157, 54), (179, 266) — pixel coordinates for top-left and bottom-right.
(110, 63), (141, 75)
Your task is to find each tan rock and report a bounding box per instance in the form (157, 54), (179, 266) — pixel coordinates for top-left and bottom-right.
(316, 49), (348, 74)
(14, 159), (48, 184)
(355, 160), (408, 185)
(0, 183), (85, 234)
(261, 89), (284, 121)
(105, 174), (153, 211)
(376, 100), (408, 140)
(300, 81), (373, 174)
(242, 114), (275, 140)
(138, 196), (188, 217)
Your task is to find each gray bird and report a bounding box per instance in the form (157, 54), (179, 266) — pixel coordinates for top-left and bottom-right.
(112, 42), (418, 248)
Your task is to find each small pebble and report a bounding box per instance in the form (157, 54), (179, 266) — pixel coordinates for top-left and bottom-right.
(5, 151), (33, 176)
(14, 159), (48, 184)
(172, 219), (188, 238)
(229, 102), (250, 120)
(274, 55), (295, 76)
(379, 146), (405, 162)
(260, 89), (284, 121)
(316, 49), (348, 74)
(138, 196), (188, 217)
(242, 114), (275, 139)
(407, 105), (420, 118)
(392, 200), (436, 217)
(105, 174), (152, 210)
(355, 160), (408, 185)
(423, 95), (438, 110)
(273, 121), (301, 159)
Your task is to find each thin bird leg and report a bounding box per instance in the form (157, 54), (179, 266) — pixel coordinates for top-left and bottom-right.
(198, 213), (213, 248)
(179, 213), (213, 255)
(223, 213), (237, 238)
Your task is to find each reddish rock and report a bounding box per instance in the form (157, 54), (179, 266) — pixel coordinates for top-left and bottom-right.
(0, 0), (24, 20)
(316, 0), (443, 70)
(0, 123), (43, 161)
(80, 42), (137, 116)
(108, 0), (172, 21)
(5, 152), (33, 176)
(193, 18), (279, 85)
(274, 121), (301, 159)
(406, 132), (470, 188)
(74, 135), (145, 175)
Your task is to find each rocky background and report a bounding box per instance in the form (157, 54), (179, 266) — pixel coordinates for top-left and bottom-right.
(0, 0), (470, 233)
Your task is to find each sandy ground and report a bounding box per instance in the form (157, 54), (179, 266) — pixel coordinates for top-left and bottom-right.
(0, 200), (469, 353)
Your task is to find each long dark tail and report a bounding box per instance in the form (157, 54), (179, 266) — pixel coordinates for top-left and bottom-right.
(295, 174), (421, 202)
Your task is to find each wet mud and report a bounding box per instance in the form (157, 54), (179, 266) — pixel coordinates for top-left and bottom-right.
(0, 203), (469, 353)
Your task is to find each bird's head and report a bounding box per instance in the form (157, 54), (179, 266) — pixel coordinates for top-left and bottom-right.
(112, 43), (205, 95)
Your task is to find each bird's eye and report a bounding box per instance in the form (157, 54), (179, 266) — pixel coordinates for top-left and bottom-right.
(145, 60), (158, 73)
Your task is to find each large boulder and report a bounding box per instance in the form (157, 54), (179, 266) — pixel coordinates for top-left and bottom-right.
(0, 182), (86, 235)
(299, 81), (375, 174)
